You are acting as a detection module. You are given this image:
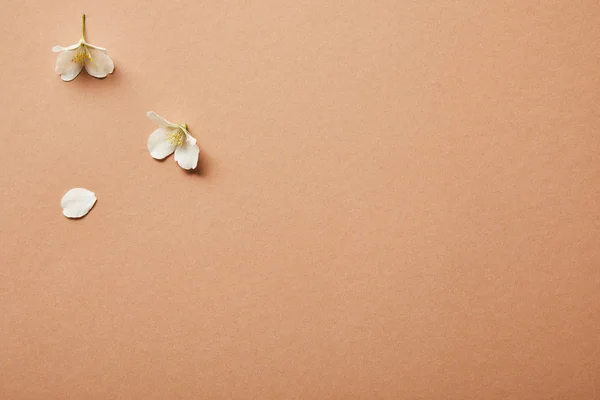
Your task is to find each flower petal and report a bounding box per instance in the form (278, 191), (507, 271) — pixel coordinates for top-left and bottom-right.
(55, 50), (83, 82)
(147, 111), (178, 128)
(148, 127), (177, 159)
(52, 42), (81, 52)
(85, 42), (108, 53)
(61, 188), (97, 219)
(84, 47), (114, 78)
(174, 134), (200, 170)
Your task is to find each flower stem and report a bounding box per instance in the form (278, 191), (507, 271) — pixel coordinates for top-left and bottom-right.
(81, 14), (86, 40)
(183, 123), (188, 130)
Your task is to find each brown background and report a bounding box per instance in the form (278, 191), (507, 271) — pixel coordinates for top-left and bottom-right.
(1, 0), (599, 399)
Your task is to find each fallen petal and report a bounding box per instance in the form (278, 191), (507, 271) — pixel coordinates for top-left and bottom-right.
(61, 188), (97, 219)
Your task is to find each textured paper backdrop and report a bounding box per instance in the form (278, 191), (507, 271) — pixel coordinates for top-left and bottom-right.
(1, 1), (599, 399)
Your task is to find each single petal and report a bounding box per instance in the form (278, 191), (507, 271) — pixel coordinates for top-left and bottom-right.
(61, 188), (97, 219)
(52, 42), (81, 52)
(84, 47), (114, 78)
(184, 133), (197, 146)
(147, 111), (178, 128)
(148, 127), (177, 159)
(84, 42), (108, 53)
(55, 50), (83, 82)
(174, 134), (200, 170)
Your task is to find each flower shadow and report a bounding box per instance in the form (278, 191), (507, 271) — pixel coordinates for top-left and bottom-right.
(148, 149), (212, 178)
(68, 64), (122, 89)
(185, 149), (212, 178)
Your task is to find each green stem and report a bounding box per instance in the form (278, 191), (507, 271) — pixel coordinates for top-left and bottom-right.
(182, 123), (188, 130)
(81, 14), (86, 40)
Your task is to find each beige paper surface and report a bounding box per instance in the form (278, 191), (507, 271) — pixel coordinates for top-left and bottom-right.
(1, 1), (599, 398)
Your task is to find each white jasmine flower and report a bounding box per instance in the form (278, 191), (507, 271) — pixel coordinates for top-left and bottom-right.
(52, 15), (114, 82)
(61, 188), (97, 218)
(147, 111), (200, 170)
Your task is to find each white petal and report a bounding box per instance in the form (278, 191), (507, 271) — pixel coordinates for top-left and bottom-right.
(52, 42), (81, 52)
(84, 47), (114, 78)
(147, 111), (178, 128)
(174, 134), (200, 170)
(61, 188), (97, 219)
(55, 50), (83, 82)
(148, 127), (177, 159)
(84, 42), (108, 53)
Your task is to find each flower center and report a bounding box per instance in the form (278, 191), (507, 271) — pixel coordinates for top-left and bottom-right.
(72, 45), (92, 65)
(167, 128), (185, 147)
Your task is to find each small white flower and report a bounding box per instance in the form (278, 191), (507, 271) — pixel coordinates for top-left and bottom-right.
(147, 111), (200, 170)
(52, 15), (114, 82)
(61, 188), (97, 219)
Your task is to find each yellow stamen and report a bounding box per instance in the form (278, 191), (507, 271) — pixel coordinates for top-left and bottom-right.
(167, 129), (185, 147)
(71, 45), (92, 64)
